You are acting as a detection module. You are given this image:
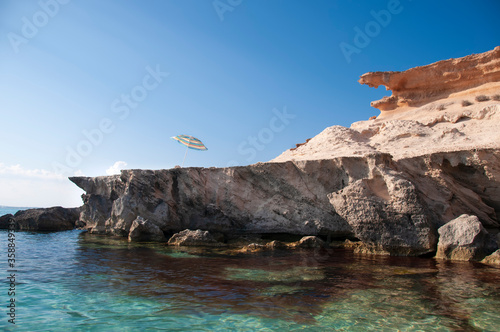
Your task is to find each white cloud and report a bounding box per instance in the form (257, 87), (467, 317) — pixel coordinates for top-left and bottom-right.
(0, 163), (65, 180)
(0, 163), (84, 207)
(106, 161), (127, 175)
(74, 169), (85, 176)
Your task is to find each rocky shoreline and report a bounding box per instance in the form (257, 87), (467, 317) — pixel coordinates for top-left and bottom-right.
(0, 206), (81, 231)
(2, 48), (499, 265)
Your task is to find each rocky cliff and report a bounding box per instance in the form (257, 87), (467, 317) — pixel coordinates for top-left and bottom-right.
(70, 47), (500, 259)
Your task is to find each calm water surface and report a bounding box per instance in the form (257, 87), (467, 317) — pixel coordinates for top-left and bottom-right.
(0, 229), (499, 331)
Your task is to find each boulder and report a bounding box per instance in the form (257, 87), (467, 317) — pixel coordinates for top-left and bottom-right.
(0, 207), (81, 231)
(329, 168), (438, 256)
(436, 214), (498, 261)
(168, 229), (225, 247)
(481, 250), (500, 265)
(128, 216), (166, 242)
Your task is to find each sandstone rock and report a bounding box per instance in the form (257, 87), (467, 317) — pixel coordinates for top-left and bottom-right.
(358, 46), (500, 111)
(128, 216), (166, 242)
(0, 207), (81, 231)
(168, 229), (225, 247)
(274, 48), (500, 163)
(436, 215), (498, 261)
(273, 106), (500, 162)
(481, 249), (500, 265)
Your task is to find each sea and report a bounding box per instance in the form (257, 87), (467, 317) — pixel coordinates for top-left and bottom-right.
(0, 206), (499, 331)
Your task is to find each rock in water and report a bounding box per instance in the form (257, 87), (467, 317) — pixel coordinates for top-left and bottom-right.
(128, 216), (166, 242)
(481, 249), (500, 265)
(436, 214), (498, 261)
(168, 229), (225, 247)
(296, 236), (326, 248)
(0, 207), (81, 231)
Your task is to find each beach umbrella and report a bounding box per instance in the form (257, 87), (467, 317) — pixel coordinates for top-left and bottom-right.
(171, 135), (208, 166)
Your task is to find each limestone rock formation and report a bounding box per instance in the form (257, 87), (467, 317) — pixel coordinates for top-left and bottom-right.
(0, 207), (81, 231)
(70, 162), (354, 239)
(272, 105), (500, 162)
(168, 229), (225, 247)
(70, 47), (500, 257)
(128, 216), (166, 242)
(436, 215), (497, 261)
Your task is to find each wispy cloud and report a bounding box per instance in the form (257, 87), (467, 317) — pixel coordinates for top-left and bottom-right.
(0, 163), (67, 180)
(106, 161), (127, 175)
(0, 163), (84, 207)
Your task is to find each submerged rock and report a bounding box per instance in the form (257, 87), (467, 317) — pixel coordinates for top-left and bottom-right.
(168, 229), (225, 247)
(0, 207), (81, 231)
(436, 214), (498, 261)
(224, 266), (325, 283)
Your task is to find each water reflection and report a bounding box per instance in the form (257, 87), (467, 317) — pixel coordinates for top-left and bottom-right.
(73, 232), (500, 330)
(1, 230), (498, 331)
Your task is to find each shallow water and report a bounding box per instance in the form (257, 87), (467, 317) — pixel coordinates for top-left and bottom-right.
(0, 230), (499, 331)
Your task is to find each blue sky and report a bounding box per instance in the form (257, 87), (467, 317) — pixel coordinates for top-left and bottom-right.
(1, 0), (499, 207)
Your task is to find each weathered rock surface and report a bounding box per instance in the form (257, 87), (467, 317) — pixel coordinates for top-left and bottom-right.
(358, 46), (500, 111)
(436, 215), (498, 261)
(168, 229), (225, 247)
(273, 105), (500, 162)
(70, 149), (500, 255)
(481, 249), (500, 265)
(70, 161), (354, 238)
(329, 164), (437, 256)
(69, 48), (500, 257)
(128, 216), (166, 242)
(0, 207), (81, 231)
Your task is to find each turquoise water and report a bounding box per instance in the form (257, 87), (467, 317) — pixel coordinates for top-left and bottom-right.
(0, 207), (26, 216)
(0, 229), (499, 331)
